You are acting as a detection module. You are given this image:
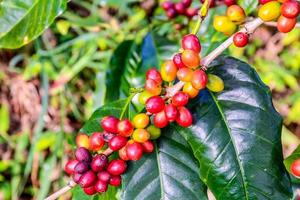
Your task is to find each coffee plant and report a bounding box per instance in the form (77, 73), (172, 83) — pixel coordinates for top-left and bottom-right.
(1, 0), (300, 200)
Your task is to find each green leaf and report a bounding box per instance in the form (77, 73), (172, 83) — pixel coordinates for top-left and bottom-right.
(121, 125), (208, 200)
(0, 0), (67, 49)
(178, 56), (292, 199)
(284, 145), (300, 175)
(237, 0), (258, 15)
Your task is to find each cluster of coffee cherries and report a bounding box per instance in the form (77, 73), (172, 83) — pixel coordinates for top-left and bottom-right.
(258, 0), (300, 33)
(162, 0), (198, 19)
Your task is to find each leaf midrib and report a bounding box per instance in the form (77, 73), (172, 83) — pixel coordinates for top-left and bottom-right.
(155, 142), (165, 200)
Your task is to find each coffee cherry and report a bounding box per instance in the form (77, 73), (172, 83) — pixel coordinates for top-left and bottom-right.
(233, 32), (249, 47)
(97, 171), (111, 182)
(213, 15), (237, 35)
(146, 69), (163, 84)
(224, 0), (236, 6)
(281, 1), (300, 18)
(183, 82), (199, 98)
(172, 92), (189, 107)
(64, 159), (79, 175)
(145, 79), (162, 95)
(76, 134), (90, 149)
(177, 67), (193, 82)
(83, 186), (97, 195)
(126, 141), (143, 161)
(94, 180), (108, 193)
(182, 34), (201, 53)
(146, 125), (161, 140)
(91, 154), (108, 172)
(174, 2), (185, 14)
(146, 96), (165, 114)
(142, 140), (154, 153)
(109, 175), (122, 187)
(226, 5), (246, 24)
(162, 1), (173, 10)
(206, 74), (224, 92)
(73, 173), (82, 184)
(182, 0), (192, 7)
(74, 161), (89, 174)
(119, 146), (129, 161)
(277, 15), (296, 33)
(79, 170), (97, 188)
(164, 104), (178, 122)
(101, 116), (119, 134)
(173, 53), (186, 69)
(117, 119), (134, 137)
(181, 50), (200, 69)
(258, 0), (272, 4)
(161, 60), (178, 82)
(132, 113), (150, 129)
(89, 132), (105, 151)
(176, 107), (193, 127)
(109, 135), (127, 151)
(291, 159), (300, 177)
(107, 159), (127, 176)
(166, 8), (177, 19)
(191, 70), (208, 90)
(138, 91), (154, 105)
(132, 129), (150, 143)
(75, 147), (92, 162)
(185, 8), (198, 18)
(153, 111), (169, 128)
(200, 0), (215, 7)
(258, 1), (281, 22)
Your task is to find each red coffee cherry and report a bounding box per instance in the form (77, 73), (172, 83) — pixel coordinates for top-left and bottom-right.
(117, 119), (134, 137)
(277, 15), (297, 33)
(281, 1), (300, 18)
(83, 186), (97, 195)
(126, 141), (143, 161)
(182, 0), (192, 7)
(79, 170), (97, 188)
(74, 161), (89, 174)
(64, 159), (79, 175)
(162, 1), (174, 11)
(153, 111), (169, 128)
(259, 0), (273, 4)
(146, 68), (163, 84)
(94, 180), (108, 193)
(107, 159), (127, 176)
(233, 32), (249, 47)
(166, 8), (177, 19)
(181, 50), (200, 69)
(145, 79), (162, 95)
(91, 154), (108, 172)
(109, 135), (128, 151)
(164, 104), (178, 122)
(200, 0), (215, 7)
(173, 53), (186, 69)
(224, 0), (236, 6)
(185, 8), (198, 18)
(191, 70), (208, 90)
(76, 134), (90, 149)
(142, 140), (154, 153)
(175, 2), (186, 14)
(146, 96), (165, 114)
(75, 147), (92, 162)
(89, 132), (105, 151)
(291, 159), (300, 177)
(109, 175), (122, 187)
(182, 34), (201, 53)
(72, 173), (82, 184)
(101, 116), (119, 134)
(119, 146), (129, 161)
(172, 92), (189, 107)
(176, 107), (193, 127)
(97, 171), (111, 182)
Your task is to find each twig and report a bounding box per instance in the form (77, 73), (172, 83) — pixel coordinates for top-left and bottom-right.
(192, 0), (211, 34)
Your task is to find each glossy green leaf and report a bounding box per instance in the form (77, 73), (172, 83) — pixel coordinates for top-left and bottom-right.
(284, 145), (300, 174)
(237, 0), (258, 15)
(178, 56), (292, 199)
(0, 0), (67, 49)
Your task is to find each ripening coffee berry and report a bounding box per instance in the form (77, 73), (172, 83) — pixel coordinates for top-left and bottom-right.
(173, 53), (186, 69)
(97, 171), (111, 182)
(107, 159), (127, 176)
(182, 0), (192, 8)
(83, 186), (97, 195)
(277, 15), (297, 33)
(74, 161), (89, 174)
(162, 1), (173, 11)
(146, 96), (165, 114)
(132, 113), (150, 129)
(154, 111), (169, 128)
(161, 60), (178, 82)
(138, 91), (154, 105)
(64, 159), (79, 175)
(226, 5), (246, 24)
(75, 147), (92, 162)
(142, 140), (154, 153)
(181, 34), (201, 53)
(132, 129), (150, 143)
(224, 0), (236, 6)
(291, 159), (300, 177)
(164, 104), (178, 122)
(101, 116), (119, 134)
(76, 134), (90, 149)
(258, 1), (281, 22)
(177, 67), (193, 82)
(119, 146), (129, 161)
(126, 141), (143, 161)
(183, 82), (199, 98)
(206, 74), (224, 92)
(176, 107), (193, 127)
(146, 125), (161, 140)
(172, 92), (189, 107)
(181, 50), (200, 69)
(145, 79), (162, 95)
(174, 2), (185, 14)
(258, 0), (272, 5)
(233, 32), (249, 47)
(281, 1), (300, 19)
(146, 68), (163, 84)
(79, 170), (97, 188)
(191, 70), (208, 90)
(213, 15), (237, 35)
(117, 119), (134, 137)
(109, 135), (128, 151)
(94, 180), (108, 193)
(91, 154), (108, 172)
(73, 173), (82, 184)
(109, 175), (122, 186)
(89, 132), (105, 151)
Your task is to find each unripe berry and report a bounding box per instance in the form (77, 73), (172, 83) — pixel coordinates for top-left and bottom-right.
(91, 154), (108, 172)
(76, 134), (90, 149)
(172, 92), (189, 107)
(107, 159), (127, 176)
(181, 50), (200, 69)
(258, 1), (281, 22)
(153, 111), (169, 128)
(206, 74), (224, 92)
(75, 147), (92, 162)
(191, 70), (208, 90)
(146, 68), (163, 84)
(164, 104), (178, 122)
(226, 5), (246, 24)
(183, 82), (199, 98)
(161, 60), (178, 82)
(291, 159), (300, 177)
(74, 161), (89, 174)
(177, 67), (193, 82)
(176, 107), (193, 127)
(146, 96), (165, 114)
(142, 140), (154, 153)
(233, 32), (249, 47)
(281, 1), (300, 18)
(109, 135), (128, 151)
(277, 15), (297, 33)
(146, 125), (161, 140)
(224, 0), (236, 6)
(174, 2), (185, 14)
(182, 0), (192, 8)
(162, 1), (174, 11)
(94, 180), (108, 193)
(132, 129), (150, 143)
(79, 171), (97, 188)
(145, 79), (162, 95)
(181, 34), (201, 53)
(117, 119), (134, 137)
(97, 171), (111, 182)
(173, 53), (186, 69)
(119, 146), (129, 161)
(126, 141), (143, 161)
(132, 113), (150, 129)
(138, 91), (154, 105)
(83, 186), (97, 195)
(73, 173), (82, 184)
(89, 132), (105, 151)
(109, 175), (122, 187)
(213, 15), (237, 35)
(101, 116), (119, 134)
(64, 159), (79, 175)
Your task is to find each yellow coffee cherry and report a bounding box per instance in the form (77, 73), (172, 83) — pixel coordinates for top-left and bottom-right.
(226, 5), (246, 24)
(161, 60), (177, 82)
(132, 129), (150, 143)
(138, 91), (154, 105)
(258, 1), (281, 22)
(183, 82), (199, 98)
(206, 74), (225, 92)
(213, 16), (237, 36)
(132, 113), (150, 129)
